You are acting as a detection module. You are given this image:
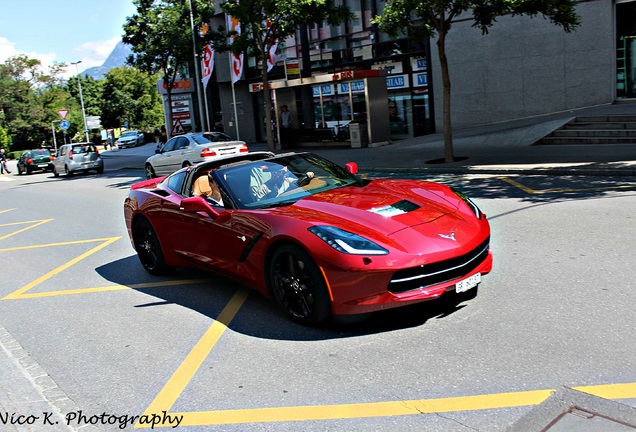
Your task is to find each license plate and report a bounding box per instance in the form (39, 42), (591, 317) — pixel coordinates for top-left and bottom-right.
(456, 273), (481, 293)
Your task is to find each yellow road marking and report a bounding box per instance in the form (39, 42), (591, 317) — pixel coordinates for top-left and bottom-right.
(2, 237), (120, 300)
(574, 382), (636, 399)
(0, 208), (16, 214)
(0, 237), (119, 253)
(0, 218), (53, 241)
(12, 279), (217, 299)
(171, 389), (554, 426)
(499, 176), (636, 194)
(138, 288), (250, 422)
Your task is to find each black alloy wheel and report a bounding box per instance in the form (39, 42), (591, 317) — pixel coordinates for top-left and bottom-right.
(268, 244), (330, 324)
(132, 218), (170, 275)
(145, 164), (156, 179)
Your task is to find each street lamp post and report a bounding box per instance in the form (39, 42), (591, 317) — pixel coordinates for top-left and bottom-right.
(70, 61), (90, 142)
(188, 0), (207, 132)
(51, 120), (60, 153)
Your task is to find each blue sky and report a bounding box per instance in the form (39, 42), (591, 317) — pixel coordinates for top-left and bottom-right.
(0, 0), (137, 78)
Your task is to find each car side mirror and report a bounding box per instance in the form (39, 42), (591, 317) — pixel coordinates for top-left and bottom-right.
(345, 162), (358, 175)
(155, 149), (161, 154)
(180, 196), (221, 218)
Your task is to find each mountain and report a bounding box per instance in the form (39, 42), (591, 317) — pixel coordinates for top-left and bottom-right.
(82, 41), (132, 80)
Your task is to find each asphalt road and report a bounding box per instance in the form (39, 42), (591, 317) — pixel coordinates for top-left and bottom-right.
(0, 157), (635, 432)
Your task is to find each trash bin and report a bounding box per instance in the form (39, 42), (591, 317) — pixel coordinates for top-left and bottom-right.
(349, 122), (368, 148)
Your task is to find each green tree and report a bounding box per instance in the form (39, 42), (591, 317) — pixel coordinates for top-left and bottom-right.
(374, 0), (580, 162)
(214, 0), (352, 151)
(0, 123), (11, 153)
(0, 55), (69, 150)
(101, 66), (164, 130)
(123, 0), (215, 137)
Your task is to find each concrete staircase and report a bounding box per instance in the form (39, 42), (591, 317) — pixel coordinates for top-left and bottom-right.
(534, 115), (636, 145)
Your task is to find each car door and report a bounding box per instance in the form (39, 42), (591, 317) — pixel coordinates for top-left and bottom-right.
(53, 146), (67, 172)
(159, 174), (244, 276)
(152, 137), (182, 176)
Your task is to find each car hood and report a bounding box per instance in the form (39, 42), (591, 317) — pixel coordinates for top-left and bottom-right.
(275, 179), (471, 238)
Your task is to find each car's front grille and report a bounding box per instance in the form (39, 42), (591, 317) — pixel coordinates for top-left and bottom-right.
(388, 237), (490, 294)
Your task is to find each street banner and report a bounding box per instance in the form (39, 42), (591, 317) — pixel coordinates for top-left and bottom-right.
(201, 43), (215, 90)
(227, 13), (244, 84)
(264, 19), (278, 72)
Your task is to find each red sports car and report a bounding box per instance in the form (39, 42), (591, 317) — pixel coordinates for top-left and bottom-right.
(124, 151), (492, 324)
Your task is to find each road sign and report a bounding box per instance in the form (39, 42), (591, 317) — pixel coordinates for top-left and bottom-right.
(60, 120), (70, 130)
(57, 109), (69, 120)
(172, 119), (185, 135)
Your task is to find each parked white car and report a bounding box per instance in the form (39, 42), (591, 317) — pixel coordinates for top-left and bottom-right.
(144, 132), (248, 179)
(117, 130), (145, 148)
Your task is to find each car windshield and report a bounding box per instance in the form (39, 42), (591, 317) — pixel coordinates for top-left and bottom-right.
(214, 153), (362, 209)
(121, 131), (137, 137)
(32, 150), (50, 156)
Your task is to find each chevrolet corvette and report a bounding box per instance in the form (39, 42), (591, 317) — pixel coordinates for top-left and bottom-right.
(124, 151), (492, 324)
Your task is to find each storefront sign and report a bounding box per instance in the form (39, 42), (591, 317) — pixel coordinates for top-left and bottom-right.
(285, 59), (301, 80)
(386, 74), (408, 90)
(332, 69), (380, 81)
(339, 81), (365, 93)
(312, 85), (335, 97)
(249, 82), (272, 92)
(372, 61), (403, 74)
(411, 57), (427, 72)
(156, 78), (194, 94)
(414, 72), (428, 87)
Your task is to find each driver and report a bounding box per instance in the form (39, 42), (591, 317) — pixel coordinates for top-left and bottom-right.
(250, 165), (296, 201)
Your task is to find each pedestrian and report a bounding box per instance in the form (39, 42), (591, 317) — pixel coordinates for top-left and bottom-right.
(279, 105), (292, 148)
(0, 148), (11, 174)
(153, 127), (161, 144)
(160, 125), (167, 144)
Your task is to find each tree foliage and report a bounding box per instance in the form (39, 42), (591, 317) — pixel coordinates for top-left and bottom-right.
(101, 67), (164, 130)
(0, 55), (68, 150)
(123, 0), (216, 136)
(212, 0), (352, 151)
(374, 0), (580, 162)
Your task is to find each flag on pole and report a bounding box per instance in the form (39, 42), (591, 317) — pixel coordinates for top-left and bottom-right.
(227, 13), (244, 84)
(264, 19), (279, 72)
(201, 43), (215, 90)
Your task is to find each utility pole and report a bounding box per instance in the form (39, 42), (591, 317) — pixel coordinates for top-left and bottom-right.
(70, 61), (90, 142)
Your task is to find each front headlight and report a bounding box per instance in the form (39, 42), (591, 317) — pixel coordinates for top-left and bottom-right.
(308, 226), (388, 255)
(452, 188), (482, 219)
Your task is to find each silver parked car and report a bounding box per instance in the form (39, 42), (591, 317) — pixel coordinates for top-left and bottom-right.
(117, 130), (145, 148)
(52, 143), (104, 177)
(144, 132), (248, 179)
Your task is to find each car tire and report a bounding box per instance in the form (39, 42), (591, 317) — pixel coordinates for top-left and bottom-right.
(17, 165), (23, 175)
(96, 166), (104, 174)
(65, 166), (73, 177)
(145, 164), (156, 179)
(267, 244), (331, 324)
(132, 217), (171, 275)
(53, 166), (59, 177)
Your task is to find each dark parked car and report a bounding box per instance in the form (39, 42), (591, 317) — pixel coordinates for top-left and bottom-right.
(17, 149), (54, 175)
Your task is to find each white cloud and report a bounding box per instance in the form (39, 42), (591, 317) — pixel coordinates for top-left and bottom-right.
(71, 37), (121, 69)
(0, 36), (120, 79)
(0, 36), (61, 75)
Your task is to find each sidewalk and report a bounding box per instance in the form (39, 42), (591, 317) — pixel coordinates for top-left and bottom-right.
(258, 102), (636, 176)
